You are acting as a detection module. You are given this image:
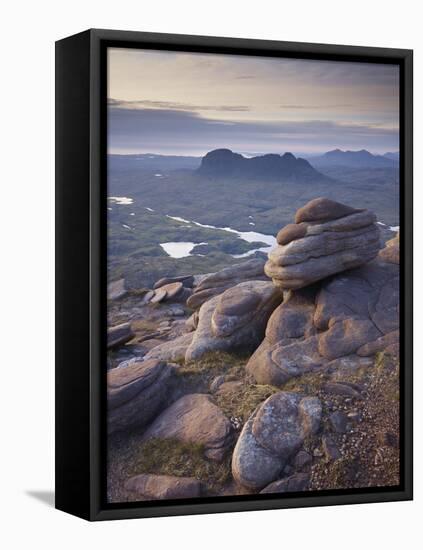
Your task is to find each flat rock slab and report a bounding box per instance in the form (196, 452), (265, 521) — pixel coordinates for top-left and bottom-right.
(160, 282), (184, 300)
(232, 392), (321, 490)
(150, 289), (167, 303)
(142, 394), (233, 461)
(125, 474), (202, 500)
(107, 359), (175, 434)
(107, 322), (135, 349)
(154, 275), (194, 290)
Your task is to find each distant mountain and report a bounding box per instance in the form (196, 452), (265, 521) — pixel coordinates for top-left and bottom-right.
(383, 151), (400, 161)
(197, 149), (328, 181)
(308, 149), (399, 169)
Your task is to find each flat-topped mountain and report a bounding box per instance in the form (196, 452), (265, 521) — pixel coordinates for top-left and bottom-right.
(197, 149), (328, 181)
(309, 149), (399, 168)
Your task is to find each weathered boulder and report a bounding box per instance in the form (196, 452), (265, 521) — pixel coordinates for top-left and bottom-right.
(265, 198), (381, 290)
(232, 392), (321, 489)
(185, 280), (282, 362)
(246, 336), (323, 386)
(107, 359), (175, 434)
(142, 394), (233, 461)
(318, 318), (382, 360)
(107, 322), (135, 349)
(108, 278), (127, 301)
(187, 257), (267, 310)
(125, 474), (203, 500)
(378, 232), (399, 264)
(144, 332), (194, 362)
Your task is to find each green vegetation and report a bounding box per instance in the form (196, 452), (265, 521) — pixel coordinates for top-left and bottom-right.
(125, 438), (232, 494)
(215, 383), (279, 422)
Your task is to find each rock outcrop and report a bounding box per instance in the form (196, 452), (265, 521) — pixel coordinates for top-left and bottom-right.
(265, 198), (381, 290)
(232, 392), (321, 489)
(185, 280), (283, 361)
(142, 394), (233, 461)
(247, 259), (399, 385)
(186, 257), (267, 310)
(107, 359), (175, 434)
(144, 332), (194, 362)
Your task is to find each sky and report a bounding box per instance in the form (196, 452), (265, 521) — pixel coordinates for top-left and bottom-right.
(107, 47), (400, 156)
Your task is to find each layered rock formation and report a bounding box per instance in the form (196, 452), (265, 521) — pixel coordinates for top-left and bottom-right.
(265, 198), (381, 290)
(107, 359), (175, 434)
(185, 280), (283, 361)
(107, 322), (135, 349)
(248, 259), (399, 385)
(232, 392), (322, 489)
(246, 200), (399, 386)
(186, 257), (267, 310)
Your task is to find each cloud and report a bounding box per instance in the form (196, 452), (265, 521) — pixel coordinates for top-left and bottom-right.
(108, 98), (250, 112)
(108, 105), (399, 155)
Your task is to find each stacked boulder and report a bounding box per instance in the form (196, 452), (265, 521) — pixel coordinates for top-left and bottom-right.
(247, 198), (399, 386)
(264, 197), (381, 289)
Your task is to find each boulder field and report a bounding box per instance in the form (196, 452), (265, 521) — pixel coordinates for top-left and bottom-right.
(106, 198), (400, 501)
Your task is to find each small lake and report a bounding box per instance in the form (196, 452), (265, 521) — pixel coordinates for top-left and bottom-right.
(160, 241), (208, 259)
(108, 196), (134, 205)
(165, 215), (277, 258)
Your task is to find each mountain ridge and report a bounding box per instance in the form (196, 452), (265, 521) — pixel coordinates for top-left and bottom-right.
(197, 148), (329, 181)
(308, 148), (399, 168)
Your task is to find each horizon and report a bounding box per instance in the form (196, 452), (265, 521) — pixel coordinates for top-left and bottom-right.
(107, 147), (399, 158)
(108, 48), (400, 156)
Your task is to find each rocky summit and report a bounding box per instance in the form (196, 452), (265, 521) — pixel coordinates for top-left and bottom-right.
(265, 197), (381, 289)
(107, 198), (400, 503)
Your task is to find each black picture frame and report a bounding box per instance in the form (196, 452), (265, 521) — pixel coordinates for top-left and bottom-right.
(55, 28), (413, 521)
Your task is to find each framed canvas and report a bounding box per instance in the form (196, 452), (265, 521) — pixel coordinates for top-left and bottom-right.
(55, 29), (413, 521)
